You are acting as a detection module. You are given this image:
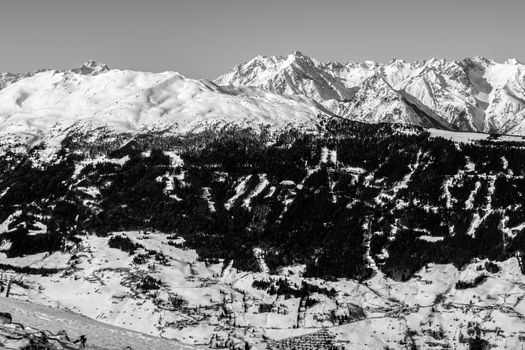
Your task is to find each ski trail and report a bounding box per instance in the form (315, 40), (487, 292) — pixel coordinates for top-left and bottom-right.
(466, 176), (496, 238)
(465, 181), (481, 210)
(375, 150), (422, 206)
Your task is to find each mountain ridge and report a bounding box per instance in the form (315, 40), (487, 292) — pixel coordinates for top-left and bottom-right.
(0, 54), (524, 157)
(216, 52), (525, 135)
(0, 64), (331, 155)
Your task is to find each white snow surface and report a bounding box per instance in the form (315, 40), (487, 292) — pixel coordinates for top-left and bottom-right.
(429, 128), (525, 143)
(0, 296), (192, 350)
(1, 55), (524, 157)
(0, 62), (327, 151)
(4, 231), (525, 349)
(217, 54), (525, 135)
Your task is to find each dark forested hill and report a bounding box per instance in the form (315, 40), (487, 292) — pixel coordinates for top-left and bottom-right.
(2, 120), (525, 281)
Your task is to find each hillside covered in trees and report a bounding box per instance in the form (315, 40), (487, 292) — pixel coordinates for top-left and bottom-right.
(2, 120), (525, 281)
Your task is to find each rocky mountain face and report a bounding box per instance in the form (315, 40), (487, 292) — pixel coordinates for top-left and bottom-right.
(216, 53), (525, 135)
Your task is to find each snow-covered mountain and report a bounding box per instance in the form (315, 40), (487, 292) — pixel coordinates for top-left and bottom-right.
(216, 53), (525, 134)
(215, 51), (355, 104)
(1, 54), (524, 153)
(2, 54), (524, 154)
(4, 58), (525, 349)
(0, 61), (331, 152)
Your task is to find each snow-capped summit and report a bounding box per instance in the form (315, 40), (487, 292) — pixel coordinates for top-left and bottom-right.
(0, 60), (110, 91)
(217, 53), (525, 135)
(215, 51), (355, 104)
(1, 53), (524, 155)
(504, 58), (522, 65)
(0, 72), (20, 90)
(70, 59), (110, 75)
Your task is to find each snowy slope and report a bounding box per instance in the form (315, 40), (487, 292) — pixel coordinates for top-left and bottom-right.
(4, 233), (525, 349)
(2, 54), (522, 155)
(0, 296), (193, 350)
(2, 232), (262, 347)
(339, 73), (454, 129)
(217, 54), (525, 134)
(0, 62), (329, 152)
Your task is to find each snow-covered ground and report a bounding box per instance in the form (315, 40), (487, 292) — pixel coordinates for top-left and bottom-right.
(2, 231), (525, 349)
(428, 128), (525, 144)
(1, 55), (525, 159)
(0, 63), (327, 156)
(0, 296), (192, 350)
(217, 53), (525, 135)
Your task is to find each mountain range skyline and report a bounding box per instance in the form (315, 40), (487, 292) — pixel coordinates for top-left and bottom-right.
(2, 54), (524, 76)
(0, 51), (524, 153)
(215, 51), (525, 135)
(1, 0), (524, 79)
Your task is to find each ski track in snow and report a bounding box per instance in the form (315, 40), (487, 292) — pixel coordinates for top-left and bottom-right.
(442, 158), (476, 210)
(224, 175), (251, 210)
(242, 174), (269, 209)
(465, 181), (481, 210)
(441, 177), (454, 209)
(202, 186), (216, 212)
(375, 150), (422, 207)
(466, 176), (496, 238)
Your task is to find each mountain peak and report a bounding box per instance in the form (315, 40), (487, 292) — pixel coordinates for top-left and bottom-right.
(71, 60), (110, 75)
(216, 53), (525, 135)
(285, 51), (315, 65)
(388, 58), (408, 64)
(504, 58), (522, 65)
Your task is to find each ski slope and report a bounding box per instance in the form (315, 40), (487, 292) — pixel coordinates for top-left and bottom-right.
(0, 296), (194, 350)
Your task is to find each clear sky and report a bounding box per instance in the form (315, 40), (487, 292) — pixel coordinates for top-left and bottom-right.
(0, 0), (523, 79)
